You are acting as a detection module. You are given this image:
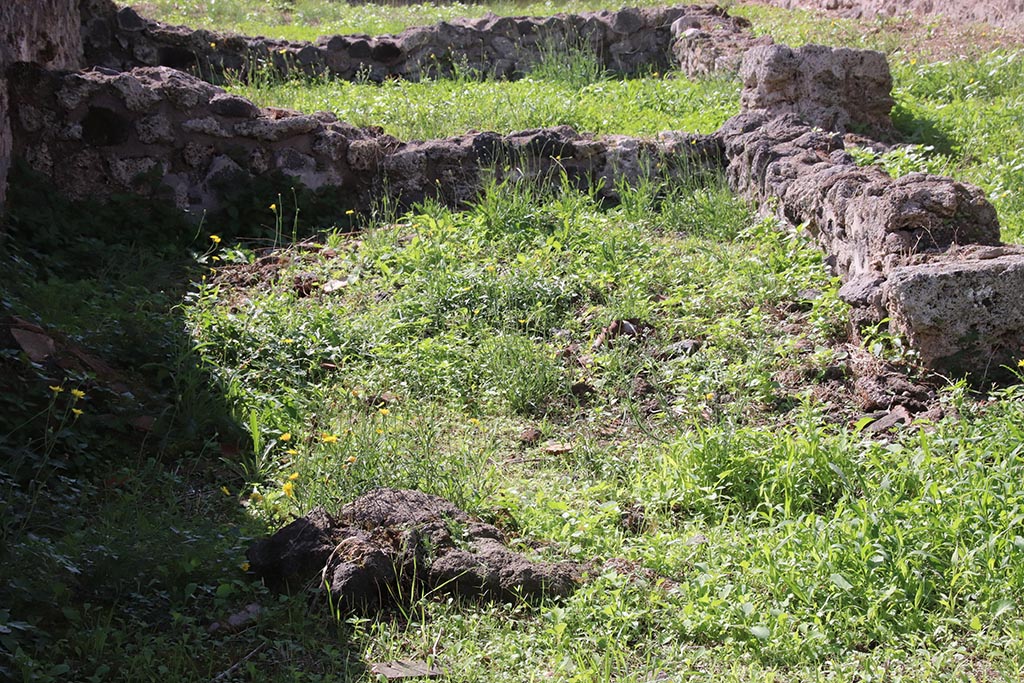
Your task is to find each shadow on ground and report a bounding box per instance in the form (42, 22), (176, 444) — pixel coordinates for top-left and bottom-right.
(0, 164), (367, 680)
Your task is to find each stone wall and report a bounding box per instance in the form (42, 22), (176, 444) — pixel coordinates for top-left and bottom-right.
(723, 45), (1024, 377)
(8, 2), (1024, 378)
(8, 63), (719, 223)
(83, 1), (717, 82)
(738, 44), (893, 135)
(671, 8), (773, 76)
(0, 0), (82, 214)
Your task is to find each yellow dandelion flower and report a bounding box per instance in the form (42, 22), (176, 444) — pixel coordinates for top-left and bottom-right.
(269, 203), (277, 212)
(346, 455), (357, 464)
(468, 417), (480, 426)
(71, 389), (86, 399)
(288, 472), (300, 481)
(286, 448), (298, 455)
(282, 481), (295, 498)
(705, 392), (715, 401)
(378, 408), (389, 416)
(345, 209), (355, 215)
(49, 385), (64, 394)
(71, 408), (84, 417)
(278, 48), (288, 55)
(221, 485), (231, 496)
(1018, 358), (1024, 368)
(321, 433), (339, 443)
(210, 234), (221, 244)
(375, 428), (384, 435)
(280, 432), (292, 442)
(282, 338), (294, 344)
(241, 561), (250, 571)
(210, 42), (217, 48)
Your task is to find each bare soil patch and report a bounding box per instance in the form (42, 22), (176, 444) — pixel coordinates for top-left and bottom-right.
(744, 0), (1024, 60)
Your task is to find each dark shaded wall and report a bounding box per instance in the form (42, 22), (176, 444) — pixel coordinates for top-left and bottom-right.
(0, 0), (82, 214)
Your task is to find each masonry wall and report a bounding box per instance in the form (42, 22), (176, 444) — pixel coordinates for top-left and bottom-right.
(84, 2), (697, 83)
(7, 64), (720, 225)
(723, 44), (1024, 378)
(0, 0), (82, 215)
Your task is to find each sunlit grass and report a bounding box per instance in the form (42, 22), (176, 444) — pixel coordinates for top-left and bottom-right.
(229, 71), (740, 139)
(5, 2), (1024, 681)
(134, 0), (680, 40)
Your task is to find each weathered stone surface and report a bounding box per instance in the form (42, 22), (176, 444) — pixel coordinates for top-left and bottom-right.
(9, 62), (720, 218)
(671, 7), (773, 77)
(883, 251), (1024, 377)
(717, 41), (1017, 377)
(719, 111), (1000, 279)
(739, 44), (895, 135)
(248, 489), (582, 608)
(209, 93), (260, 119)
(247, 507), (342, 589)
(1, 0), (82, 214)
(82, 1), (708, 83)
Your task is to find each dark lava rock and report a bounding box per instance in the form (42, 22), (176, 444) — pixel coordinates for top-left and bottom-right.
(247, 488), (582, 609)
(247, 507), (341, 590)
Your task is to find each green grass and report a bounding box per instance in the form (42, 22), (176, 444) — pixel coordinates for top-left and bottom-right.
(888, 53), (1024, 241)
(227, 43), (740, 140)
(5, 2), (1024, 681)
(231, 71), (739, 139)
(133, 0), (679, 42)
(174, 171), (1022, 680)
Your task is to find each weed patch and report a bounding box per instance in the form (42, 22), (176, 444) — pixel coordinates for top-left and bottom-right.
(5, 2), (1024, 680)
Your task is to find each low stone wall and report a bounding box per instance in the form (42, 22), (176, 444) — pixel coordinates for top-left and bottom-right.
(722, 44), (1024, 377)
(83, 1), (721, 82)
(8, 63), (719, 222)
(0, 0), (82, 214)
(9, 2), (1024, 378)
(738, 44), (893, 135)
(671, 8), (773, 76)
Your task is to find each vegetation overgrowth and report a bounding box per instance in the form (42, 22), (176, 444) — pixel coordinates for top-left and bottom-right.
(134, 0), (684, 41)
(2, 2), (1024, 681)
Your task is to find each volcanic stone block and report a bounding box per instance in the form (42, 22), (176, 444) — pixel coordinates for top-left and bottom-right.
(739, 43), (895, 134)
(883, 251), (1024, 378)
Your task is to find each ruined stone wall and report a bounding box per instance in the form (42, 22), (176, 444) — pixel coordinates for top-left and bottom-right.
(8, 63), (719, 222)
(0, 0), (82, 214)
(9, 2), (1024, 378)
(84, 2), (706, 82)
(723, 44), (1024, 377)
(738, 44), (893, 135)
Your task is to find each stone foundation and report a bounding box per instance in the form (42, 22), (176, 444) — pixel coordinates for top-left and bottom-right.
(8, 63), (720, 221)
(8, 2), (1024, 378)
(83, 1), (730, 83)
(723, 45), (1024, 377)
